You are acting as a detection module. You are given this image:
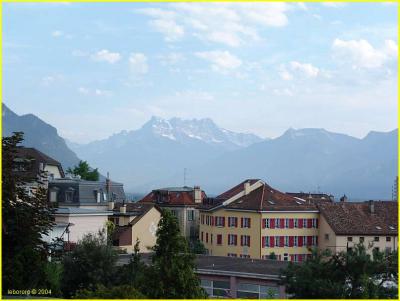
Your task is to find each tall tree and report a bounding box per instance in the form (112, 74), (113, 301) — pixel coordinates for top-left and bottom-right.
(282, 244), (398, 299)
(144, 209), (206, 298)
(66, 160), (99, 181)
(61, 230), (117, 298)
(2, 132), (55, 293)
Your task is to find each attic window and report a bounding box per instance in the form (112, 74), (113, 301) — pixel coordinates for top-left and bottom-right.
(268, 200), (275, 205)
(296, 201), (302, 205)
(237, 200), (243, 204)
(376, 226), (382, 230)
(389, 226), (395, 230)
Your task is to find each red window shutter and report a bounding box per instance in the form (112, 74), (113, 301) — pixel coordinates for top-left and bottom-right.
(280, 218), (285, 229)
(307, 236), (312, 246)
(240, 235), (243, 246)
(290, 255), (294, 262)
(262, 236), (266, 248)
(270, 218), (275, 229)
(307, 219), (312, 228)
(211, 216), (214, 226)
(289, 219), (294, 229)
(248, 236), (251, 247)
(289, 236), (294, 247)
(223, 217), (226, 227)
(262, 219), (266, 229)
(316, 219), (319, 228)
(241, 218), (243, 228)
(280, 236), (284, 247)
(299, 219), (303, 228)
(270, 236), (275, 248)
(298, 236), (303, 247)
(248, 218), (251, 228)
(206, 233), (208, 243)
(234, 235), (237, 245)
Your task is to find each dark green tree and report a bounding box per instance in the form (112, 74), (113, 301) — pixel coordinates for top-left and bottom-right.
(61, 230), (117, 298)
(2, 132), (55, 294)
(282, 244), (398, 299)
(144, 209), (206, 298)
(74, 284), (145, 299)
(269, 252), (277, 260)
(66, 160), (99, 181)
(190, 239), (207, 255)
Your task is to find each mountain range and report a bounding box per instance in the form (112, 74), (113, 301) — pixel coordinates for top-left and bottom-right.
(3, 104), (397, 199)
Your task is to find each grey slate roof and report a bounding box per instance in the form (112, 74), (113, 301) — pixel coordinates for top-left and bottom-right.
(55, 207), (112, 215)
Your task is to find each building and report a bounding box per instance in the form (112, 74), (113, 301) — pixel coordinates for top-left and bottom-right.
(13, 147), (65, 189)
(109, 202), (162, 253)
(43, 207), (113, 246)
(317, 200), (398, 255)
(48, 177), (125, 210)
(286, 192), (334, 204)
(199, 179), (319, 261)
(139, 186), (206, 241)
(117, 253), (288, 299)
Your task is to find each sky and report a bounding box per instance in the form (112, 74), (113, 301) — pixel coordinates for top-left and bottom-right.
(3, 2), (398, 143)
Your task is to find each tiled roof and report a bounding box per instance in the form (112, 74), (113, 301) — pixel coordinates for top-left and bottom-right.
(113, 202), (160, 227)
(139, 187), (206, 206)
(286, 192), (334, 203)
(226, 183), (318, 211)
(217, 179), (260, 200)
(317, 201), (398, 236)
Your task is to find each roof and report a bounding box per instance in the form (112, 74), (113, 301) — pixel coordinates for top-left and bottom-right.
(117, 253), (288, 279)
(14, 147), (65, 178)
(201, 180), (317, 212)
(55, 207), (112, 215)
(139, 186), (206, 206)
(286, 192), (334, 203)
(317, 201), (398, 236)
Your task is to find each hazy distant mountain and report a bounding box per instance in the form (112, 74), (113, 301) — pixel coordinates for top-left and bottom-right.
(2, 104), (80, 169)
(68, 116), (264, 190)
(189, 128), (398, 200)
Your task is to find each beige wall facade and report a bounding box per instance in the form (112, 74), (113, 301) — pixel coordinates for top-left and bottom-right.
(318, 215), (398, 255)
(200, 209), (319, 261)
(45, 165), (62, 179)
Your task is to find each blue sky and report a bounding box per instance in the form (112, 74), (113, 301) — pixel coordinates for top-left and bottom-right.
(3, 2), (398, 143)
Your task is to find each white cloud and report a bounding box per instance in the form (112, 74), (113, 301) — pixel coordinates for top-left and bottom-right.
(195, 50), (242, 73)
(78, 87), (112, 97)
(51, 30), (63, 37)
(279, 61), (320, 80)
(129, 53), (149, 74)
(175, 90), (214, 101)
(91, 49), (121, 64)
(136, 2), (292, 47)
(158, 52), (185, 66)
(332, 38), (398, 69)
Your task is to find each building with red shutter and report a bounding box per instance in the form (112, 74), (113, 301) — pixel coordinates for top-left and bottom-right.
(199, 179), (319, 261)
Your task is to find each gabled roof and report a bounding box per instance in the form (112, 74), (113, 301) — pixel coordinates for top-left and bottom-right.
(15, 147), (65, 178)
(217, 179), (260, 200)
(225, 183), (318, 212)
(286, 192), (334, 204)
(139, 187), (206, 206)
(317, 201), (398, 236)
(113, 202), (161, 227)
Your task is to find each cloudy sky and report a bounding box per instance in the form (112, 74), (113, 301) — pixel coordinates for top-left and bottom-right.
(3, 2), (398, 143)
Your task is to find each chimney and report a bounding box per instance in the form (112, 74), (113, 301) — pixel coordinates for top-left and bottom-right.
(108, 201), (115, 211)
(244, 181), (250, 195)
(194, 186), (202, 203)
(39, 162), (44, 171)
(369, 200), (374, 214)
(340, 194), (347, 202)
(106, 172), (111, 194)
(120, 204), (126, 214)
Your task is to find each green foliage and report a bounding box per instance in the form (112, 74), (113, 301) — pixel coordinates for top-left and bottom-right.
(43, 262), (63, 297)
(269, 252), (277, 260)
(2, 132), (55, 294)
(66, 160), (99, 181)
(144, 209), (207, 298)
(74, 284), (145, 299)
(282, 244), (398, 299)
(61, 230), (117, 298)
(190, 239), (207, 255)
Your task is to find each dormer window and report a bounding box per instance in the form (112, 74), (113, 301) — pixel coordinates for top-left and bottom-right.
(65, 188), (74, 203)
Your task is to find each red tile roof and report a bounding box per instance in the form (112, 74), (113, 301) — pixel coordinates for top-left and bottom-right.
(286, 192), (334, 204)
(139, 187), (206, 206)
(317, 201), (398, 236)
(216, 179), (260, 200)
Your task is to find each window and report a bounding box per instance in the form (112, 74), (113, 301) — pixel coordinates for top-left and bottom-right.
(284, 236), (289, 247)
(65, 191), (74, 203)
(283, 253), (289, 261)
(374, 247), (380, 253)
(206, 233), (209, 243)
(217, 234), (222, 245)
(285, 218), (289, 228)
(386, 236), (391, 242)
(275, 236), (279, 247)
(241, 217), (251, 228)
(325, 233), (329, 240)
(227, 253), (237, 257)
(228, 234), (237, 246)
(294, 218), (298, 228)
(201, 232), (203, 242)
(103, 192), (107, 201)
(50, 190), (58, 202)
(294, 236), (298, 247)
(216, 216), (225, 227)
(237, 283), (279, 299)
(374, 237), (380, 242)
(187, 210), (194, 221)
(359, 237), (364, 243)
(312, 218), (318, 228)
(347, 237), (353, 242)
(241, 235), (251, 247)
(385, 247), (392, 255)
(210, 234), (213, 244)
(200, 279), (212, 296)
(239, 254), (250, 258)
(212, 281), (230, 298)
(275, 218), (280, 228)
(228, 217), (237, 227)
(303, 218), (307, 228)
